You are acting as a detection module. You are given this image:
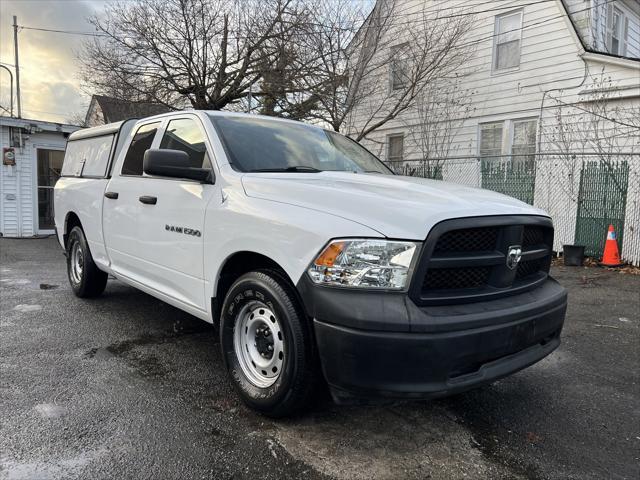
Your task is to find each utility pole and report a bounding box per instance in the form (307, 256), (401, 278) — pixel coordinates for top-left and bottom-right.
(13, 15), (22, 118)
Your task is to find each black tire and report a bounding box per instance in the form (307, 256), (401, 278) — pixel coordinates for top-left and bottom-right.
(220, 270), (319, 417)
(66, 226), (108, 298)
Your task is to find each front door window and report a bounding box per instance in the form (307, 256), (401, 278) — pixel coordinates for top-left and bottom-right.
(37, 149), (64, 230)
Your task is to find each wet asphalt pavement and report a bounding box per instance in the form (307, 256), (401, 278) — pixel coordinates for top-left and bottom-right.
(1, 237), (639, 480)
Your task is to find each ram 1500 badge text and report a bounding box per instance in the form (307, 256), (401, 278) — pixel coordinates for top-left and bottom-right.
(54, 111), (567, 417)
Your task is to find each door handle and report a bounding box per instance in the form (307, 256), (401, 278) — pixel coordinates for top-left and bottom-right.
(139, 195), (157, 205)
(104, 191), (119, 199)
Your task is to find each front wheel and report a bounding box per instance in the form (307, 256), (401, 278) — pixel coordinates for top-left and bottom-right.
(66, 226), (108, 298)
(220, 270), (318, 417)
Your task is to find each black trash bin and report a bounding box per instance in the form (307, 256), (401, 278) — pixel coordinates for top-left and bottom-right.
(563, 245), (585, 266)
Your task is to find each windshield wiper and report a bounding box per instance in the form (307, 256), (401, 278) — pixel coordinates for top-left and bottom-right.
(249, 166), (322, 173)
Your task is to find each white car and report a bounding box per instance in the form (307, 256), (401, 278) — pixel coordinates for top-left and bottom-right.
(54, 111), (567, 417)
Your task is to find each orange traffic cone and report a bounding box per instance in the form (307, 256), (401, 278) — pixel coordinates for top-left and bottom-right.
(600, 224), (623, 267)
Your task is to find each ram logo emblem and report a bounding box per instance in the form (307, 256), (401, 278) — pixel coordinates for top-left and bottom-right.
(506, 245), (522, 270)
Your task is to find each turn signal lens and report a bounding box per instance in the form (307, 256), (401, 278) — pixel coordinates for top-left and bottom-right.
(314, 241), (346, 267)
(307, 239), (419, 290)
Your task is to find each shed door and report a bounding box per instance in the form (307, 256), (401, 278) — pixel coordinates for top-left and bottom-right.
(37, 149), (64, 231)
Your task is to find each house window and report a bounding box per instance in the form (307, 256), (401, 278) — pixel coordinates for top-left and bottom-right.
(479, 119), (537, 161)
(607, 5), (628, 56)
(493, 10), (523, 71)
(390, 43), (409, 90)
(479, 122), (504, 159)
(387, 134), (404, 163)
(9, 127), (22, 147)
(511, 119), (537, 167)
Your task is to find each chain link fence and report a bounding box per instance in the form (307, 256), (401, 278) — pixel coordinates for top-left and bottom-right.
(387, 153), (640, 266)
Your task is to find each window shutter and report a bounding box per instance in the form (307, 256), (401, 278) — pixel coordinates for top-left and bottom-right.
(605, 3), (614, 52)
(621, 16), (629, 56)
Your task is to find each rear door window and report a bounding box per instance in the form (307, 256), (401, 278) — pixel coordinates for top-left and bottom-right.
(121, 122), (161, 176)
(159, 118), (212, 169)
(61, 135), (115, 177)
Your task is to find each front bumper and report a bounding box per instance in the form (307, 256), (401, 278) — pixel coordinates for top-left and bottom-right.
(298, 276), (567, 404)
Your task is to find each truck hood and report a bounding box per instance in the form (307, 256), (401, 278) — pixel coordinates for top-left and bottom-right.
(241, 172), (548, 239)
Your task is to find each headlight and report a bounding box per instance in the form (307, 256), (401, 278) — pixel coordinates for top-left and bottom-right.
(307, 239), (419, 290)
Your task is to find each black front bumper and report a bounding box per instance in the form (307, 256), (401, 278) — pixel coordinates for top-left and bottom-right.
(298, 276), (567, 404)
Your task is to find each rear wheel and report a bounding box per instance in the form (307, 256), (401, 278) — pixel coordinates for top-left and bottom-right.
(220, 270), (318, 417)
(66, 226), (108, 298)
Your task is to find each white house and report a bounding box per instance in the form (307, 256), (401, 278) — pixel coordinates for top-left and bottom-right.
(0, 116), (79, 237)
(346, 0), (640, 264)
(84, 94), (170, 127)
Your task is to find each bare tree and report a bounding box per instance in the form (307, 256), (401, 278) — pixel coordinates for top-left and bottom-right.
(404, 79), (476, 176)
(255, 9), (320, 120)
(545, 71), (640, 156)
(79, 0), (475, 142)
(66, 110), (89, 127)
(341, 1), (475, 142)
(259, 0), (474, 139)
(80, 0), (303, 110)
(279, 0), (373, 131)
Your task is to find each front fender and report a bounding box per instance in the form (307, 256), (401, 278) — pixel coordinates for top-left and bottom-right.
(203, 191), (381, 301)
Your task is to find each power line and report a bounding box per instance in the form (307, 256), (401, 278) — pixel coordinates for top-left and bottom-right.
(14, 0), (559, 40)
(13, 0), (620, 53)
(17, 26), (108, 37)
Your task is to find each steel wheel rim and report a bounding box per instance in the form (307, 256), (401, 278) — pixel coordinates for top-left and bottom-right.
(70, 241), (84, 284)
(233, 302), (285, 388)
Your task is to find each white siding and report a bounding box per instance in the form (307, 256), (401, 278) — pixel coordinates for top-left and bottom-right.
(564, 0), (595, 48)
(1, 125), (71, 237)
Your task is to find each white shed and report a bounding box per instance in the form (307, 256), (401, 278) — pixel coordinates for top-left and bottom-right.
(0, 116), (79, 237)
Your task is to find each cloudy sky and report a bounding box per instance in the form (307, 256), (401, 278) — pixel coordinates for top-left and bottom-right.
(0, 0), (107, 124)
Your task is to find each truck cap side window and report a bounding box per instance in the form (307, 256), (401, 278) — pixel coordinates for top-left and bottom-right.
(159, 118), (213, 170)
(61, 135), (115, 178)
(121, 122), (161, 176)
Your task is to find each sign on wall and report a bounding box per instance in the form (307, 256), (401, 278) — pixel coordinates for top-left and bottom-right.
(3, 147), (16, 166)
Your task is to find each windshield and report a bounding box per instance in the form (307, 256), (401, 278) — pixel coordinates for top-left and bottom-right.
(208, 115), (393, 174)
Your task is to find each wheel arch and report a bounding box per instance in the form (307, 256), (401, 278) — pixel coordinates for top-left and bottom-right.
(212, 250), (298, 324)
(63, 211), (82, 248)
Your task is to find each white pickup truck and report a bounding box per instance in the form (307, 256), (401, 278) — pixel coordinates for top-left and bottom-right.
(55, 111), (567, 417)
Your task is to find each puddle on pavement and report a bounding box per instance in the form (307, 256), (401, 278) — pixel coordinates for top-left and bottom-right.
(86, 321), (212, 358)
(39, 283), (59, 290)
(12, 304), (42, 313)
(1, 448), (106, 480)
(34, 403), (67, 418)
(1, 278), (31, 286)
(83, 322), (213, 379)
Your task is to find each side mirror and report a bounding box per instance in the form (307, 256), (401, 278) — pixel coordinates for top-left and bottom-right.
(143, 149), (214, 183)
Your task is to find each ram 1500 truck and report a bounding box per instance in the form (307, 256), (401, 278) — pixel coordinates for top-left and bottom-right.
(54, 111), (567, 417)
